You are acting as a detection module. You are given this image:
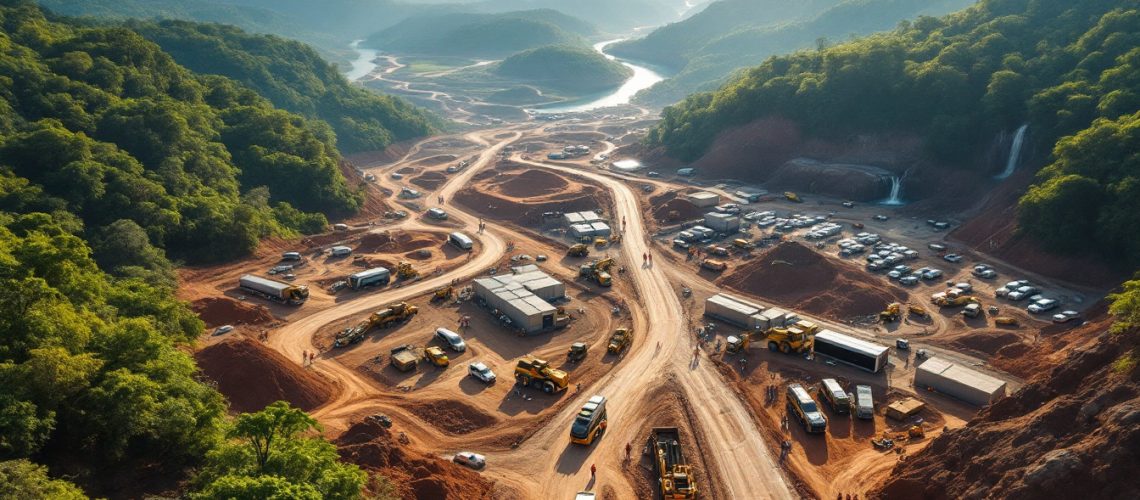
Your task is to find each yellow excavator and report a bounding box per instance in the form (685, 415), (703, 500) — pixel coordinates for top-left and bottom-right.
(580, 258), (615, 287)
(567, 243), (590, 257)
(880, 302), (901, 323)
(785, 192), (802, 203)
(334, 302), (419, 347)
(396, 261), (418, 280)
(432, 285), (454, 302)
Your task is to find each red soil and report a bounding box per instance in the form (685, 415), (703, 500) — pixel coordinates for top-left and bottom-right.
(494, 169), (568, 197)
(357, 231), (441, 254)
(396, 166), (417, 174)
(404, 399), (499, 435)
(336, 418), (495, 500)
(191, 297), (274, 328)
(652, 198), (704, 223)
(194, 338), (335, 413)
(454, 184), (612, 227)
(720, 242), (907, 320)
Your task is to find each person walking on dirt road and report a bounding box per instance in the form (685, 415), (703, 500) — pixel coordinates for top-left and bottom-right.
(625, 442), (632, 459)
(590, 463), (596, 478)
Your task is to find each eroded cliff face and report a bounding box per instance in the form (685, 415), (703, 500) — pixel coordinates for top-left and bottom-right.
(874, 327), (1140, 500)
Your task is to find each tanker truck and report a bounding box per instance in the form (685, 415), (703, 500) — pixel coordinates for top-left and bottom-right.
(239, 274), (309, 305)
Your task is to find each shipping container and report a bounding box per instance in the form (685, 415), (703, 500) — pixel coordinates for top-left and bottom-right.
(813, 330), (890, 373)
(914, 357), (1007, 406)
(704, 294), (764, 327)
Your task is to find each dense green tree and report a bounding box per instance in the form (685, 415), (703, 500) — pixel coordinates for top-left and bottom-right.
(0, 459), (86, 499)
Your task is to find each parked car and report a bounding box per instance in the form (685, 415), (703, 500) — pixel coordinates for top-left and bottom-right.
(899, 276), (919, 286)
(467, 362), (496, 383)
(213, 325), (234, 335)
(1052, 310), (1081, 323)
(647, 171), (660, 177)
(390, 172), (403, 180)
(453, 451), (485, 469)
(928, 243), (947, 252)
(1028, 298), (1059, 313)
(434, 328), (467, 352)
(842, 201), (854, 208)
(954, 282), (973, 293)
(943, 253), (963, 263)
(921, 268), (943, 280)
(873, 215), (889, 221)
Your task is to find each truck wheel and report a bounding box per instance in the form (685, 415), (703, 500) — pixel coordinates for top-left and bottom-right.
(516, 375), (529, 386)
(542, 382), (555, 394)
(532, 379), (544, 390)
(780, 342), (791, 354)
(768, 342), (779, 352)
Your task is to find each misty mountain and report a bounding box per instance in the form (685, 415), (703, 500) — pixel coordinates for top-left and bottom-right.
(365, 9), (594, 58)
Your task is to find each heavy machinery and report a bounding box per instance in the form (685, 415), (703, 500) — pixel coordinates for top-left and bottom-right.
(432, 285), (454, 302)
(724, 332), (753, 354)
(334, 302), (419, 347)
(390, 344), (448, 371)
(609, 233), (622, 245)
(908, 305), (930, 319)
(933, 294), (978, 307)
(784, 191), (802, 203)
(766, 320), (820, 354)
(700, 259), (727, 271)
(962, 302), (982, 318)
(569, 395), (608, 446)
(568, 244), (590, 257)
(994, 316), (1020, 326)
(608, 328), (632, 354)
(580, 258), (615, 287)
(396, 261), (418, 280)
(880, 302), (902, 323)
(567, 342), (588, 363)
(239, 274), (309, 305)
(732, 238), (752, 250)
(514, 356), (569, 394)
(594, 237), (608, 248)
(648, 427), (697, 499)
(907, 425), (925, 439)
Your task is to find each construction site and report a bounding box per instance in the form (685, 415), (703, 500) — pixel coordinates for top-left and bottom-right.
(177, 114), (1113, 500)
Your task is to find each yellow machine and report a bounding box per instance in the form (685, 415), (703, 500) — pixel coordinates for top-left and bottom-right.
(994, 316), (1020, 326)
(580, 258), (615, 287)
(608, 328), (632, 354)
(568, 243), (590, 257)
(700, 259), (727, 271)
(334, 302), (419, 347)
(390, 344), (447, 371)
(880, 302), (902, 323)
(424, 346), (449, 367)
(907, 425), (925, 439)
(732, 238), (752, 249)
(934, 295), (978, 307)
(725, 332), (753, 354)
(396, 261), (418, 280)
(785, 191), (802, 203)
(649, 427), (697, 499)
(594, 237), (608, 248)
(908, 305), (929, 319)
(432, 285), (454, 302)
(765, 320), (819, 354)
(609, 233), (622, 245)
(514, 357), (569, 394)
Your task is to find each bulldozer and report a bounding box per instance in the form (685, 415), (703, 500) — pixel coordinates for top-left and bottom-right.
(994, 316), (1020, 327)
(567, 342), (588, 363)
(907, 425), (925, 440)
(432, 285), (454, 302)
(879, 302), (902, 323)
(567, 243), (590, 257)
(396, 261), (418, 280)
(765, 320), (819, 354)
(608, 328), (632, 354)
(514, 356), (569, 394)
(594, 237), (608, 248)
(580, 258), (615, 287)
(725, 332), (754, 354)
(334, 302), (419, 347)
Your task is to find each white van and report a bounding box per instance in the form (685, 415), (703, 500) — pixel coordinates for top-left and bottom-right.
(427, 208), (448, 220)
(855, 385), (874, 420)
(449, 231), (473, 250)
(330, 246), (352, 257)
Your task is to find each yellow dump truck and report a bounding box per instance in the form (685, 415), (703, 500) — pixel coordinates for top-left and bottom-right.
(700, 259), (727, 271)
(608, 328), (632, 354)
(396, 261), (418, 280)
(766, 320), (819, 354)
(514, 357), (569, 394)
(880, 302), (902, 323)
(649, 427), (697, 499)
(580, 258), (615, 287)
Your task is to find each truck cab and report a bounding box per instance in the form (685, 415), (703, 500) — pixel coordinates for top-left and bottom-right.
(820, 378), (850, 415)
(786, 384), (827, 433)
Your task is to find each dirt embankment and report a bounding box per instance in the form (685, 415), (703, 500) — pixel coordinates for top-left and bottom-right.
(454, 167), (613, 226)
(647, 190), (703, 223)
(495, 169), (568, 197)
(191, 297), (274, 328)
(874, 323), (1140, 500)
(949, 166), (1120, 288)
(195, 338), (335, 413)
(410, 170), (447, 190)
(336, 418), (496, 500)
(405, 399), (499, 435)
(720, 242), (908, 321)
(987, 300), (1113, 379)
(357, 230), (442, 254)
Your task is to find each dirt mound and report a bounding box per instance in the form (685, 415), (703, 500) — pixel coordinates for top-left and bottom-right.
(405, 399), (498, 434)
(396, 166), (416, 174)
(357, 231), (441, 254)
(720, 242), (907, 320)
(416, 154), (456, 166)
(652, 198), (703, 223)
(404, 250), (433, 260)
(191, 297), (274, 328)
(874, 323), (1140, 500)
(336, 418), (495, 500)
(410, 170), (447, 190)
(195, 338), (334, 413)
(454, 183), (612, 226)
(494, 169), (568, 198)
(991, 301), (1113, 379)
(950, 330), (1025, 356)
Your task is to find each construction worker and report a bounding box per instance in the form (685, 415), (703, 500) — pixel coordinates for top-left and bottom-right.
(590, 463), (596, 478)
(625, 442), (632, 458)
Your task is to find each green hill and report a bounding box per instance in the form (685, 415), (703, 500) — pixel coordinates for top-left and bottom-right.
(366, 9), (593, 58)
(650, 0), (1140, 266)
(494, 45), (633, 93)
(610, 0), (976, 105)
(126, 20), (437, 153)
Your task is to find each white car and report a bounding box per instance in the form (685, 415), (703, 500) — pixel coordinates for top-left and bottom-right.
(390, 172), (403, 180)
(467, 362), (496, 383)
(1052, 310), (1081, 323)
(434, 328), (467, 352)
(899, 276), (919, 286)
(954, 282), (973, 293)
(1028, 298), (1059, 313)
(921, 269), (943, 280)
(928, 243), (947, 251)
(873, 215), (889, 221)
(453, 451), (485, 469)
(943, 254), (963, 263)
(213, 325), (234, 335)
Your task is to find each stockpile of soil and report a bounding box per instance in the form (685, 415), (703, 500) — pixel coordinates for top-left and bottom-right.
(357, 231), (440, 253)
(719, 242), (907, 320)
(410, 170), (447, 190)
(195, 338), (334, 413)
(396, 166), (416, 174)
(192, 297), (274, 328)
(652, 198), (703, 223)
(336, 418), (495, 500)
(874, 324), (1140, 500)
(493, 169), (568, 197)
(405, 399), (498, 434)
(416, 154), (456, 166)
(991, 301), (1113, 379)
(950, 330), (1026, 357)
(454, 184), (612, 226)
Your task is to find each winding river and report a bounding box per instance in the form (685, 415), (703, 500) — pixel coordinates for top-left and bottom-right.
(344, 40), (379, 82)
(531, 38), (666, 113)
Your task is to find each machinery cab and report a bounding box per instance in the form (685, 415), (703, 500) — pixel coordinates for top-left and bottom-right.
(608, 328), (631, 354)
(424, 346), (449, 367)
(567, 342), (588, 363)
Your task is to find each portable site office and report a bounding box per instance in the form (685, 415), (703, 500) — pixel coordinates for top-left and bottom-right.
(813, 329), (890, 373)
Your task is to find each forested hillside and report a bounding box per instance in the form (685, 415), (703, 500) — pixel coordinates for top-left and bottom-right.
(127, 20), (436, 154)
(494, 45), (633, 93)
(0, 2), (374, 496)
(612, 0), (975, 105)
(366, 9), (593, 58)
(649, 0), (1140, 266)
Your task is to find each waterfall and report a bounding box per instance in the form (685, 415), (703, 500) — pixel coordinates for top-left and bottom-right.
(881, 176), (904, 206)
(995, 124), (1028, 179)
